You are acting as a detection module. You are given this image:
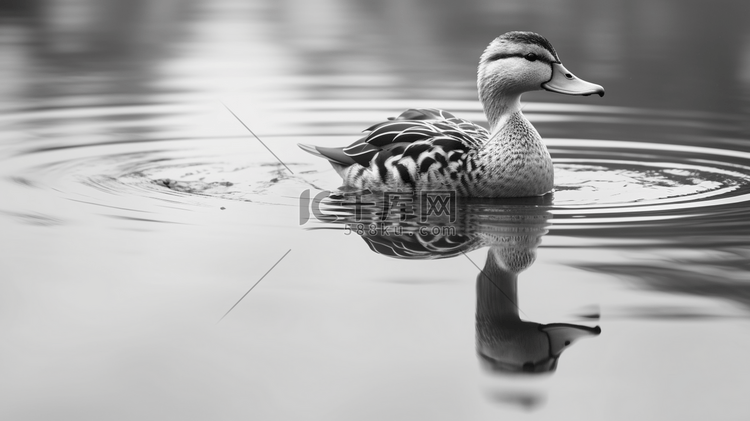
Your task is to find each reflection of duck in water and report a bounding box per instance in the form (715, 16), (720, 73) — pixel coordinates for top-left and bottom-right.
(316, 194), (600, 374)
(477, 244), (600, 374)
(299, 31), (603, 197)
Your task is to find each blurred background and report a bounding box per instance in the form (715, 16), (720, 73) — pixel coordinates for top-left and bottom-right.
(2, 0), (750, 117)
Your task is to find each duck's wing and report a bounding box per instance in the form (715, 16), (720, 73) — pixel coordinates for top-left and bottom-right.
(299, 108), (490, 167)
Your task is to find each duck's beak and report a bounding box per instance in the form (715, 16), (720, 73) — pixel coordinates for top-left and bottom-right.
(542, 62), (605, 97)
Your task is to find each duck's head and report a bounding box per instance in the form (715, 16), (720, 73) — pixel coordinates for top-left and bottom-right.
(478, 31), (604, 128)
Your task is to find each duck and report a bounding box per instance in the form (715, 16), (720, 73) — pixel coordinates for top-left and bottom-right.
(298, 31), (604, 197)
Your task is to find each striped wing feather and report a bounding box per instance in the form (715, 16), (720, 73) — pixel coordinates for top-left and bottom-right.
(340, 108), (489, 168)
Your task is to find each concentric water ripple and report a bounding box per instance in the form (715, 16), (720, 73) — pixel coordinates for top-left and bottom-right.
(2, 101), (750, 234)
(547, 139), (750, 226)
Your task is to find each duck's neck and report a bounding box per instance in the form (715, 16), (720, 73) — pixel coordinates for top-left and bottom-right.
(480, 92), (522, 135)
(478, 72), (525, 134)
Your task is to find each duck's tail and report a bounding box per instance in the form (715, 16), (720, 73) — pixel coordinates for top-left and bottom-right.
(298, 143), (327, 160)
(298, 143), (352, 176)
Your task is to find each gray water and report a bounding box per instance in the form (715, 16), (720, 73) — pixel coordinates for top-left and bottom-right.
(2, 0), (750, 420)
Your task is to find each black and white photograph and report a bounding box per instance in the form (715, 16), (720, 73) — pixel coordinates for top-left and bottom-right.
(1, 0), (749, 419)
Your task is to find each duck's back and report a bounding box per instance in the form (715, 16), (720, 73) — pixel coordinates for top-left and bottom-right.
(323, 108), (491, 193)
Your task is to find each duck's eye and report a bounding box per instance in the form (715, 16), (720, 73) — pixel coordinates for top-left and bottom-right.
(524, 53), (538, 62)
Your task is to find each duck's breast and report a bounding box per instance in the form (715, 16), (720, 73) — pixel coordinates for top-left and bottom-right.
(471, 112), (554, 197)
